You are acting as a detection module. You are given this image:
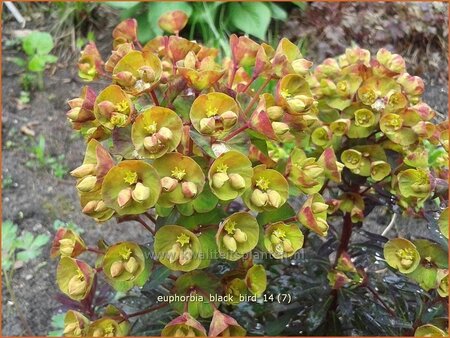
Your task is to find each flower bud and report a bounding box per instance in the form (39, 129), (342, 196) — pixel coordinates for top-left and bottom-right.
(267, 106), (284, 121)
(283, 239), (294, 253)
(200, 117), (216, 134)
(251, 189), (268, 207)
(292, 58), (313, 75)
(94, 200), (108, 213)
(212, 172), (230, 189)
(97, 100), (116, 119)
(270, 233), (282, 244)
(267, 190), (282, 208)
(312, 202), (329, 214)
(76, 175), (97, 193)
(110, 261), (124, 278)
(316, 218), (329, 233)
(125, 256), (139, 274)
(59, 238), (75, 256)
(179, 247), (193, 266)
(63, 323), (81, 336)
(272, 122), (290, 136)
(117, 188), (132, 208)
(223, 234), (237, 252)
(303, 164), (324, 179)
(132, 182), (150, 202)
(161, 176), (178, 192)
(228, 173), (246, 190)
(82, 200), (99, 214)
(138, 66), (156, 83)
(221, 111), (238, 129)
(168, 243), (181, 263)
(143, 135), (160, 153)
(67, 107), (81, 121)
(181, 182), (197, 198)
(156, 127), (173, 143)
(113, 71), (137, 87)
(233, 229), (247, 243)
(68, 276), (87, 297)
(71, 163), (96, 178)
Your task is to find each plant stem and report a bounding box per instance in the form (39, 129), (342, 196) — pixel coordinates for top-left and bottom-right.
(241, 76), (256, 93)
(87, 247), (104, 254)
(334, 212), (353, 266)
(366, 285), (396, 317)
(222, 123), (249, 142)
(149, 89), (160, 106)
(122, 302), (168, 322)
(3, 268), (33, 335)
(242, 76), (272, 117)
(136, 216), (155, 235)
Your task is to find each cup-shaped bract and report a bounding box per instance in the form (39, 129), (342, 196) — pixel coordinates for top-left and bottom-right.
(158, 10), (189, 34)
(190, 92), (239, 137)
(67, 86), (96, 129)
(93, 85), (134, 130)
(298, 193), (330, 237)
(414, 324), (447, 337)
(154, 225), (201, 271)
(230, 34), (259, 68)
(112, 19), (137, 49)
(177, 52), (224, 91)
(264, 222), (304, 259)
(102, 160), (161, 215)
(437, 269), (449, 297)
(57, 257), (95, 301)
(317, 147), (343, 183)
(153, 152), (205, 206)
(113, 50), (162, 95)
(245, 264), (267, 297)
(216, 212), (259, 261)
(171, 271), (220, 319)
(51, 228), (86, 259)
(397, 169), (433, 202)
(87, 317), (129, 337)
(105, 43), (134, 72)
(384, 238), (420, 274)
(208, 310), (246, 337)
(131, 106), (183, 159)
(243, 165), (289, 212)
(78, 42), (104, 81)
(162, 312), (207, 337)
(63, 310), (90, 337)
(102, 241), (151, 292)
(208, 150), (252, 201)
(224, 278), (249, 305)
(276, 74), (314, 115)
(288, 148), (326, 194)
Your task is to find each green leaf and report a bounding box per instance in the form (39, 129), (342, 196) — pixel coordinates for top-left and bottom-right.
(105, 1), (139, 9)
(2, 220), (18, 254)
(192, 185), (218, 213)
(257, 203), (295, 225)
(292, 2), (308, 10)
(16, 232), (50, 262)
(10, 57), (26, 68)
(229, 2), (271, 40)
(142, 265), (172, 291)
(268, 3), (288, 20)
(22, 32), (54, 56)
(189, 130), (216, 158)
(28, 55), (46, 72)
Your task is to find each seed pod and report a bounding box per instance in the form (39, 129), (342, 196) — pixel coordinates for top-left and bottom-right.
(76, 175), (97, 193)
(143, 135), (160, 153)
(168, 243), (182, 264)
(139, 66), (156, 83)
(223, 234), (237, 252)
(113, 71), (136, 87)
(68, 276), (87, 297)
(110, 261), (124, 278)
(59, 238), (75, 256)
(156, 127), (173, 143)
(70, 163), (96, 178)
(199, 117), (216, 134)
(179, 247), (193, 266)
(82, 200), (99, 214)
(267, 190), (282, 208)
(212, 172), (230, 189)
(160, 176), (178, 192)
(125, 256), (139, 274)
(312, 202), (329, 214)
(272, 122), (290, 136)
(221, 111), (238, 129)
(131, 182), (150, 202)
(181, 182), (198, 198)
(283, 239), (294, 253)
(117, 188), (133, 208)
(267, 106), (284, 121)
(233, 229), (247, 243)
(228, 173), (246, 190)
(251, 189), (268, 207)
(97, 100), (117, 119)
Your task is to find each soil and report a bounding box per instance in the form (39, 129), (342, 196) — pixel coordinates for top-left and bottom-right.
(1, 2), (448, 336)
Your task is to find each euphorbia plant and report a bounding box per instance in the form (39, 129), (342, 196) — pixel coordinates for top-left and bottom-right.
(54, 14), (448, 336)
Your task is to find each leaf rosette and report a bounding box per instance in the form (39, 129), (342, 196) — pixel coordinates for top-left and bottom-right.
(243, 164), (288, 212)
(153, 152), (205, 207)
(264, 222), (304, 259)
(131, 106), (183, 159)
(154, 225), (201, 272)
(102, 160), (161, 215)
(208, 150), (252, 201)
(216, 212), (259, 261)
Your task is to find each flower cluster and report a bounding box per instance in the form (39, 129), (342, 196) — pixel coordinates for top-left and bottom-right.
(54, 14), (448, 337)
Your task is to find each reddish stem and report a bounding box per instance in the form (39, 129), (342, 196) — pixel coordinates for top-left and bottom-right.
(227, 63), (238, 88)
(87, 247), (104, 255)
(149, 89), (160, 106)
(242, 76), (272, 117)
(241, 76), (256, 93)
(334, 213), (353, 266)
(366, 285), (396, 318)
(222, 123), (250, 142)
(136, 216), (156, 235)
